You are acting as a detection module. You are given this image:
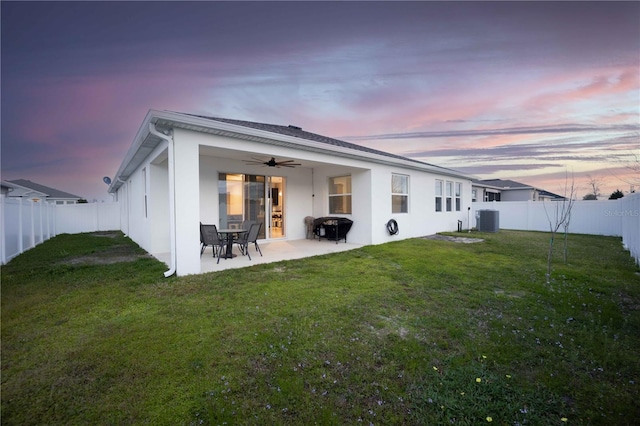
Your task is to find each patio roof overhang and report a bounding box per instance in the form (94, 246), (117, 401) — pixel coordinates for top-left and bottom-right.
(109, 109), (472, 194)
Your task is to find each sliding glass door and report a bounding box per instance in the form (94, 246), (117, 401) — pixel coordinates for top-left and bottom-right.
(218, 173), (285, 240)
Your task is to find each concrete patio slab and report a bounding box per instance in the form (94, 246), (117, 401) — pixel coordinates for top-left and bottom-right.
(154, 238), (364, 274)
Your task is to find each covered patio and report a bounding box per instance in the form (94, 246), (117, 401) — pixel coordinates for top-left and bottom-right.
(154, 238), (364, 274)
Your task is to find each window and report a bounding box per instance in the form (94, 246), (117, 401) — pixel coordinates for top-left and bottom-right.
(472, 189), (477, 202)
(329, 175), (352, 214)
(446, 181), (453, 211)
(486, 192), (501, 202)
(455, 182), (462, 211)
(435, 180), (443, 212)
(392, 173), (409, 213)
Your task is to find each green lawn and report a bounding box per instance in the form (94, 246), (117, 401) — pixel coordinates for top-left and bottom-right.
(2, 230), (639, 425)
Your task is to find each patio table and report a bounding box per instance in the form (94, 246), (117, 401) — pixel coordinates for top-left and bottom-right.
(217, 228), (248, 259)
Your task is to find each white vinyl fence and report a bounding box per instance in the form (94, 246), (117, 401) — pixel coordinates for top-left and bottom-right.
(1, 197), (120, 264)
(472, 192), (640, 265)
(2, 194), (638, 266)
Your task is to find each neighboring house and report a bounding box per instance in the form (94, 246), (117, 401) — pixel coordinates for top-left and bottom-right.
(472, 179), (564, 202)
(1, 180), (47, 199)
(109, 110), (473, 276)
(3, 179), (82, 204)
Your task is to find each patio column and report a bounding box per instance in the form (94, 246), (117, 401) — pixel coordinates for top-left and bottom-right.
(173, 137), (201, 275)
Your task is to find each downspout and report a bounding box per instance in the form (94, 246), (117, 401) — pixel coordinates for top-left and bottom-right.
(148, 123), (176, 277)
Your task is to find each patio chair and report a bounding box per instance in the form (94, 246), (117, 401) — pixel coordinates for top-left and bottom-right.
(200, 223), (226, 264)
(248, 222), (263, 257)
(236, 223), (263, 260)
(241, 220), (256, 230)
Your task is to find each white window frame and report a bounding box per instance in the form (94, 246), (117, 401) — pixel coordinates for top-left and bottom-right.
(435, 179), (443, 212)
(455, 182), (462, 212)
(328, 175), (352, 215)
(445, 181), (453, 212)
(392, 173), (409, 213)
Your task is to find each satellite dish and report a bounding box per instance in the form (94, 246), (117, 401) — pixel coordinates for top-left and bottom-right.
(103, 176), (112, 185)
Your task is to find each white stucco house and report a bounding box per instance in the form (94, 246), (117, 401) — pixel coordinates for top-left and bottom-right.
(109, 110), (473, 276)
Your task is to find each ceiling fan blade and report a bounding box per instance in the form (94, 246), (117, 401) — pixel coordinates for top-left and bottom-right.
(244, 157), (301, 167)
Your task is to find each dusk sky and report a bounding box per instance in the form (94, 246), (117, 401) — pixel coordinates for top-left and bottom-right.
(2, 1), (639, 202)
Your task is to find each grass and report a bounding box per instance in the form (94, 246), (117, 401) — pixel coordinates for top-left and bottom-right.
(1, 230), (639, 425)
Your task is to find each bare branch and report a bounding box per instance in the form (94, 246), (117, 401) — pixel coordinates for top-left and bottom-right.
(544, 170), (576, 283)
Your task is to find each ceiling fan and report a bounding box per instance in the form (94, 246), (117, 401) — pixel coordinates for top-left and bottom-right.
(244, 157), (301, 168)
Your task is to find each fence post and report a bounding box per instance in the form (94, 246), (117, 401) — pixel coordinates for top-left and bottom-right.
(0, 196), (5, 264)
(38, 201), (43, 244)
(45, 202), (51, 240)
(29, 200), (35, 249)
(51, 203), (57, 237)
(17, 198), (24, 255)
(94, 203), (100, 231)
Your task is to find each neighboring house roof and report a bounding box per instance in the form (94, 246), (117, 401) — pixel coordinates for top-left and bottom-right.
(6, 179), (82, 200)
(109, 110), (471, 193)
(472, 178), (566, 200)
(1, 180), (48, 197)
(472, 179), (533, 190)
(538, 189), (566, 200)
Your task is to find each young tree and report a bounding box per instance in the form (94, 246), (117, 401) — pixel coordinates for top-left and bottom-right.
(585, 174), (602, 200)
(543, 172), (576, 284)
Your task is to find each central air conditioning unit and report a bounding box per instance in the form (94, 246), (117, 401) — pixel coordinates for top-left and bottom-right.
(476, 209), (499, 232)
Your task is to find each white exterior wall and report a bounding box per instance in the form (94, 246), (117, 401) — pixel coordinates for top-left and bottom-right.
(114, 141), (171, 256)
(310, 164), (371, 244)
(350, 169), (373, 244)
(113, 126), (475, 275)
(123, 166), (148, 251)
(116, 182), (129, 236)
(149, 158), (170, 253)
(369, 167), (472, 244)
(172, 129), (201, 275)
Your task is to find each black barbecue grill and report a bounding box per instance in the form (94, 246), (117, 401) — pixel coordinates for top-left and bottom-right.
(313, 217), (353, 244)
